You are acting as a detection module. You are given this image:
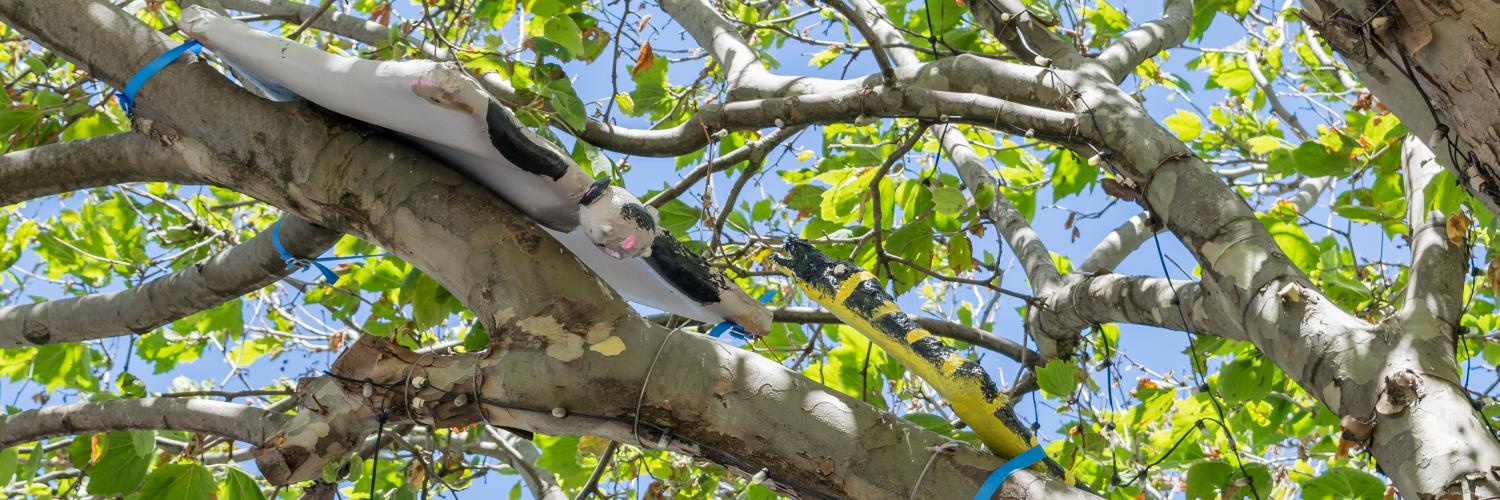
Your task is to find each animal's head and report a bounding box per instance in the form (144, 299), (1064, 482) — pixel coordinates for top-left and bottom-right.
(772, 238), (855, 295)
(578, 180), (657, 259)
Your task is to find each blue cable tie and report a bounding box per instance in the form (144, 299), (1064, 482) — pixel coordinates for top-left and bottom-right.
(707, 291), (777, 341)
(973, 446), (1048, 500)
(271, 219), (390, 285)
(118, 39), (203, 117)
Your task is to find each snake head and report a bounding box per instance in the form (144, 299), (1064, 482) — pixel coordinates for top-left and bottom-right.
(579, 182), (657, 260)
(772, 238), (852, 292)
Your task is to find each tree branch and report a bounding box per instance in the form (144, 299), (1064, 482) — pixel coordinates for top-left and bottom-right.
(0, 398), (288, 448)
(934, 125), (1063, 292)
(1088, 0), (1192, 83)
(699, 85), (1083, 144)
(0, 215), (339, 347)
(0, 133), (206, 207)
(819, 0), (898, 85)
(1398, 136), (1465, 326)
(968, 0), (1085, 69)
(1028, 273), (1248, 351)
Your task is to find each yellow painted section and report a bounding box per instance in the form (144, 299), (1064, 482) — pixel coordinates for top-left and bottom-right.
(870, 302), (903, 319)
(835, 272), (878, 302)
(780, 267), (1036, 462)
(939, 353), (969, 377)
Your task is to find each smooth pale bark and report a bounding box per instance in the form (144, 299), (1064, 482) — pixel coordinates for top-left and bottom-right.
(0, 398), (288, 448)
(0, 133), (206, 206)
(0, 215), (338, 347)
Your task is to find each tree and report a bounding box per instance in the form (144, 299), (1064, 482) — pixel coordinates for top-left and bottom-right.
(0, 0), (1497, 498)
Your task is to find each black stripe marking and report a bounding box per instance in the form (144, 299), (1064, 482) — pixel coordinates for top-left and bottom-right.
(484, 100), (570, 180)
(643, 231), (724, 304)
(842, 280), (890, 318)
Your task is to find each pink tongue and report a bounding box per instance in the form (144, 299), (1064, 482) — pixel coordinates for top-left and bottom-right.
(621, 234), (637, 252)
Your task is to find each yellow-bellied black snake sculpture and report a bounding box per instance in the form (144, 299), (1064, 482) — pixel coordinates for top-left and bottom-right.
(773, 238), (1072, 483)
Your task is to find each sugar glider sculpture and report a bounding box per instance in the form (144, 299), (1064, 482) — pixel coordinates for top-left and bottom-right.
(177, 7), (770, 336)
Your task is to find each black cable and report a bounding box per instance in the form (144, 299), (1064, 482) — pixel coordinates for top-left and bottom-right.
(1151, 231), (1262, 499)
(371, 410), (389, 499)
(1118, 417), (1230, 488)
(474, 397), (841, 500)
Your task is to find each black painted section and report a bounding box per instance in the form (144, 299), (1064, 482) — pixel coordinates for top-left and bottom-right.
(484, 100), (570, 180)
(644, 231), (724, 304)
(771, 238), (858, 297)
(619, 204), (656, 231)
(579, 178), (612, 205)
(843, 280), (892, 319)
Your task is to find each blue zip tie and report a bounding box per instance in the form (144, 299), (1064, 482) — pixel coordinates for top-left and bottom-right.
(974, 445), (1048, 499)
(708, 291), (777, 341)
(271, 219), (390, 285)
(118, 39), (203, 117)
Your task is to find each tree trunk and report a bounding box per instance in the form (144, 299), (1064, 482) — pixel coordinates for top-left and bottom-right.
(1303, 0), (1500, 217)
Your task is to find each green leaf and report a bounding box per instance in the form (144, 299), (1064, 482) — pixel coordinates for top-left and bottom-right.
(220, 466), (267, 500)
(930, 184), (966, 216)
(1263, 218), (1317, 271)
(1164, 110), (1204, 141)
(1290, 142), (1351, 177)
(1036, 358), (1078, 398)
(1301, 466), (1384, 500)
(29, 344), (98, 391)
(130, 431), (155, 457)
(1185, 461), (1233, 499)
(86, 432), (152, 495)
(549, 90), (587, 131)
(61, 112), (124, 142)
(132, 463), (215, 500)
(542, 16), (584, 56)
(0, 447), (17, 485)
(463, 323), (491, 352)
(1246, 135), (1284, 154)
(1210, 61), (1254, 93)
(1051, 150), (1097, 201)
(656, 199), (701, 235)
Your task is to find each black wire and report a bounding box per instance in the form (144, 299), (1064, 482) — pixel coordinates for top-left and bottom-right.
(474, 397), (840, 500)
(1117, 418), (1231, 488)
(1151, 231), (1262, 499)
(371, 410), (389, 499)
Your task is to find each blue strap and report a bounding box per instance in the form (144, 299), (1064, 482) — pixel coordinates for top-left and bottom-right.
(271, 219), (390, 285)
(974, 446), (1048, 500)
(118, 39), (203, 116)
(708, 291), (777, 341)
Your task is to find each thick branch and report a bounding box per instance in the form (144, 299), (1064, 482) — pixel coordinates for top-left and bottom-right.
(0, 398), (288, 448)
(1088, 0), (1192, 83)
(0, 133), (206, 206)
(659, 0), (774, 96)
(700, 85), (1083, 145)
(1399, 136), (1464, 326)
(0, 215), (339, 347)
(1029, 273), (1247, 351)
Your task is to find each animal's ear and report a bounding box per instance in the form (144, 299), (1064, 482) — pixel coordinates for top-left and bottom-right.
(645, 204), (660, 222)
